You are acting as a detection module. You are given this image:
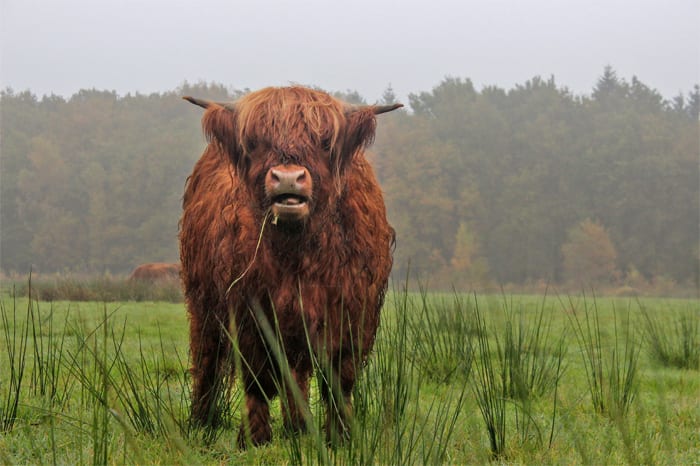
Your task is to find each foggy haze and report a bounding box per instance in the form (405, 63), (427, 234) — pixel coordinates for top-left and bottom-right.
(1, 0), (698, 102)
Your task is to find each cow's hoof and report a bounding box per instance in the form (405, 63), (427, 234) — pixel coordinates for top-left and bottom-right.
(237, 422), (272, 449)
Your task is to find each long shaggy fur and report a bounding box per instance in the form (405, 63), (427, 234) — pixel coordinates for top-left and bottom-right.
(180, 86), (394, 446)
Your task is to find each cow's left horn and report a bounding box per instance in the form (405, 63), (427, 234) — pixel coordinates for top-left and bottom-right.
(370, 103), (403, 115)
(183, 96), (236, 111)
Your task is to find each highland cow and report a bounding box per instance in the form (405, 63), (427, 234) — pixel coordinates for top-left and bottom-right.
(128, 262), (181, 283)
(180, 86), (400, 447)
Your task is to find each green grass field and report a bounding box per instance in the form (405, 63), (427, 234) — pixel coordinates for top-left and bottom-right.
(1, 284), (698, 464)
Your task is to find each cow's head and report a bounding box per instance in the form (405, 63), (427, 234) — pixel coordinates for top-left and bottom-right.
(184, 87), (401, 227)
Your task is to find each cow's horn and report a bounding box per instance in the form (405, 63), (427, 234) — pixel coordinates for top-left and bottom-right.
(183, 96), (236, 111)
(370, 103), (403, 115)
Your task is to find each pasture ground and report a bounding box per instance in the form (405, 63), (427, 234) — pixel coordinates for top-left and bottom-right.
(0, 284), (698, 464)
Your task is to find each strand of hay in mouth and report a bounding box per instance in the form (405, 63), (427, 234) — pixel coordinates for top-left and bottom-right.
(225, 210), (275, 297)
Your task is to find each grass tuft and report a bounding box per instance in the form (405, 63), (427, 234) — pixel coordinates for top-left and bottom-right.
(500, 292), (568, 401)
(406, 288), (477, 384)
(471, 293), (567, 459)
(640, 302), (699, 370)
(565, 293), (640, 417)
(471, 296), (508, 459)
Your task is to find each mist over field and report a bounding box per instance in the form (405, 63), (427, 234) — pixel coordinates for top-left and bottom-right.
(1, 0), (698, 293)
(1, 71), (698, 294)
(1, 4), (699, 463)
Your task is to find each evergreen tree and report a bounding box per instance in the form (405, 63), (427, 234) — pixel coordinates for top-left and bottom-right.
(380, 84), (398, 105)
(686, 84), (700, 120)
(592, 65), (627, 102)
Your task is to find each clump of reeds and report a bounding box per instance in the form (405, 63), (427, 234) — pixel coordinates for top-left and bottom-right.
(499, 294), (567, 401)
(639, 302), (699, 370)
(1, 290), (30, 433)
(471, 293), (566, 459)
(565, 294), (640, 417)
(405, 289), (477, 384)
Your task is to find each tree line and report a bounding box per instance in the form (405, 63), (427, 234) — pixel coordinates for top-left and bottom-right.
(1, 68), (698, 290)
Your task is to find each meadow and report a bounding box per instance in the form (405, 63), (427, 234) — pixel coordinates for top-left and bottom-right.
(0, 280), (698, 465)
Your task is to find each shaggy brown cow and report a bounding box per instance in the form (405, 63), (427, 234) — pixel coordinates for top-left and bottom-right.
(180, 86), (400, 447)
(128, 262), (181, 282)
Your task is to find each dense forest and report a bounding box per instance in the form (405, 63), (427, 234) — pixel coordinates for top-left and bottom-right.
(1, 67), (698, 291)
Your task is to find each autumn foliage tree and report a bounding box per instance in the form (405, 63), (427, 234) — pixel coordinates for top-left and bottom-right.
(561, 219), (619, 288)
(449, 221), (490, 287)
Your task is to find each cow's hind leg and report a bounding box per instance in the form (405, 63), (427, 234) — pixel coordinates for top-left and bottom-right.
(189, 307), (230, 427)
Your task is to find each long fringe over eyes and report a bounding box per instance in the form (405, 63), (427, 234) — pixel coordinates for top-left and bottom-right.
(234, 87), (344, 157)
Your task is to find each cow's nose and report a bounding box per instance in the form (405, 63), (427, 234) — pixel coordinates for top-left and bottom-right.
(267, 167), (308, 191)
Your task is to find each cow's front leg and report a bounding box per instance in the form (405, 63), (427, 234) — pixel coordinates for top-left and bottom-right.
(320, 355), (355, 446)
(237, 356), (278, 448)
(237, 391), (272, 448)
(282, 368), (311, 435)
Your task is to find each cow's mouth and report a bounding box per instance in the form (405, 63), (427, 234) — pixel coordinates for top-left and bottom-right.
(273, 193), (307, 206)
(264, 164), (313, 225)
(270, 194), (310, 223)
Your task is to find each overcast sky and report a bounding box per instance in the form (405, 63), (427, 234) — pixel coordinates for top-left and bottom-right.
(1, 0), (698, 103)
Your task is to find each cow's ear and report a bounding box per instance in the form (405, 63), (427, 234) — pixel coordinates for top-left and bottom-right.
(201, 106), (245, 169)
(338, 108), (377, 171)
(337, 103), (402, 172)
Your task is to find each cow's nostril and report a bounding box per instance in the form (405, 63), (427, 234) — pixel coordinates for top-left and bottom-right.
(270, 169), (281, 184)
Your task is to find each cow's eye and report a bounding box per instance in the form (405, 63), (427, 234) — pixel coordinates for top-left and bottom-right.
(321, 138), (332, 152)
(244, 138), (258, 153)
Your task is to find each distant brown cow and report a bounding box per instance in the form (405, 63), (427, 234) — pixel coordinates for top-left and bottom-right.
(180, 86), (400, 447)
(128, 262), (181, 282)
